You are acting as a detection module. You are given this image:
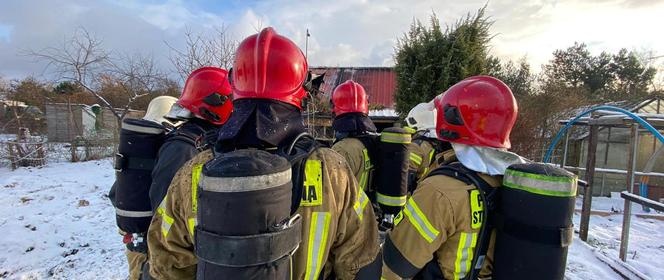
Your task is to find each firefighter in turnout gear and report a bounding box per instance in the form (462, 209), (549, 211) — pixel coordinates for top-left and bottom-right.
(112, 67), (233, 280)
(382, 76), (529, 280)
(330, 80), (411, 230)
(330, 80), (379, 194)
(405, 101), (454, 193)
(151, 66), (233, 210)
(109, 95), (177, 280)
(145, 27), (381, 280)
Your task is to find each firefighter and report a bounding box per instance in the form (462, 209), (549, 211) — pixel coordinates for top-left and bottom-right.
(110, 95), (176, 280)
(404, 101), (454, 192)
(121, 67), (233, 280)
(382, 76), (528, 279)
(330, 80), (379, 193)
(150, 66), (233, 210)
(144, 27), (381, 280)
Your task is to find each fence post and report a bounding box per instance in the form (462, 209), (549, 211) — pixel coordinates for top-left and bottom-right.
(580, 123), (599, 242)
(6, 142), (16, 170)
(619, 198), (632, 262)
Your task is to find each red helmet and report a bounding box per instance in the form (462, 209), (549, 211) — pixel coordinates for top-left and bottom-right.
(178, 67), (233, 125)
(331, 80), (369, 116)
(434, 75), (517, 149)
(231, 27), (308, 109)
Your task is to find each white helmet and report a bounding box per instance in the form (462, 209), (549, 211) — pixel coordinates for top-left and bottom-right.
(143, 96), (178, 126)
(405, 101), (437, 138)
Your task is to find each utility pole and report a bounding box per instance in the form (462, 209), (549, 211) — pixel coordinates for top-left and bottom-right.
(305, 29), (310, 58)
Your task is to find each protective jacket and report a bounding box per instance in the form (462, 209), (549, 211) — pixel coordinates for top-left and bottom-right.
(148, 119), (217, 211)
(146, 147), (380, 279)
(381, 170), (502, 280)
(408, 140), (434, 186)
(331, 137), (375, 193)
(408, 138), (455, 191)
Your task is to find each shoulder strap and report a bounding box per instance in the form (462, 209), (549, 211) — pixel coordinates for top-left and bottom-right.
(425, 163), (496, 280)
(165, 123), (204, 150)
(355, 135), (379, 165)
(280, 133), (320, 214)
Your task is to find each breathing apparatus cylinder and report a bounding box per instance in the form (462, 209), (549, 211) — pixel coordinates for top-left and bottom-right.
(113, 118), (166, 234)
(493, 163), (577, 280)
(195, 150), (302, 279)
(375, 127), (411, 221)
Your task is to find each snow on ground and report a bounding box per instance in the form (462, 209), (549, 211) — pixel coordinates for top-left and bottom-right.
(0, 159), (663, 279)
(0, 159), (126, 280)
(573, 209), (664, 279)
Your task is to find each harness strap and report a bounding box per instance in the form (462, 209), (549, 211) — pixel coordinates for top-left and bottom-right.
(195, 216), (302, 267)
(114, 153), (156, 171)
(426, 163), (496, 280)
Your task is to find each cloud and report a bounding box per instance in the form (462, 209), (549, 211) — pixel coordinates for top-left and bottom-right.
(0, 0), (663, 80)
(0, 24), (13, 42)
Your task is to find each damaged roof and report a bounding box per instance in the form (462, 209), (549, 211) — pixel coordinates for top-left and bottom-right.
(310, 67), (396, 108)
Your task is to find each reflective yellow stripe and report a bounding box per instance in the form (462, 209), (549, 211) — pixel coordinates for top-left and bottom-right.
(188, 217), (197, 237)
(376, 192), (407, 207)
(409, 153), (423, 166)
(304, 212), (331, 280)
(159, 208), (174, 238)
(353, 190), (370, 220)
(422, 149), (437, 176)
(191, 164), (203, 213)
(403, 197), (439, 243)
(381, 132), (412, 144)
(358, 149), (373, 191)
(403, 126), (417, 134)
(428, 149), (436, 163)
(454, 232), (478, 280)
(362, 149), (373, 170)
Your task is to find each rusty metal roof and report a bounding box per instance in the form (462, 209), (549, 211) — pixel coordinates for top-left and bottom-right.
(310, 67), (396, 108)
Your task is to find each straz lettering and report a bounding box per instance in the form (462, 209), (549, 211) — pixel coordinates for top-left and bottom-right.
(303, 185), (318, 202)
(469, 190), (484, 230)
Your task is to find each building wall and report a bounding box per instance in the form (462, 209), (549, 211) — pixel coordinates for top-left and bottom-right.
(46, 104), (85, 142)
(46, 103), (145, 142)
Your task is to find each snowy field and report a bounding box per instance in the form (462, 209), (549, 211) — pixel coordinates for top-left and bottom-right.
(0, 159), (663, 279)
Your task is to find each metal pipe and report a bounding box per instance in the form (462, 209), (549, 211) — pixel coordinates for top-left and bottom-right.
(562, 166), (664, 177)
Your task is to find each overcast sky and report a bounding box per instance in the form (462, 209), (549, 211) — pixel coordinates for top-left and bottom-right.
(1, 0), (663, 81)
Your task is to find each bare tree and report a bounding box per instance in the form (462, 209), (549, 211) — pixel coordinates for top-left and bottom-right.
(166, 25), (237, 81)
(27, 27), (166, 122)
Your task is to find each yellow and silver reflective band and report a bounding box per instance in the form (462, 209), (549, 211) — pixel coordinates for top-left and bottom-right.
(376, 192), (407, 207)
(409, 152), (423, 166)
(353, 190), (370, 220)
(115, 208), (152, 218)
(403, 197), (439, 243)
(304, 212), (331, 280)
(192, 163), (203, 213)
(503, 169), (577, 197)
(156, 199), (175, 238)
(380, 132), (412, 144)
(155, 197), (174, 237)
(453, 232), (478, 280)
